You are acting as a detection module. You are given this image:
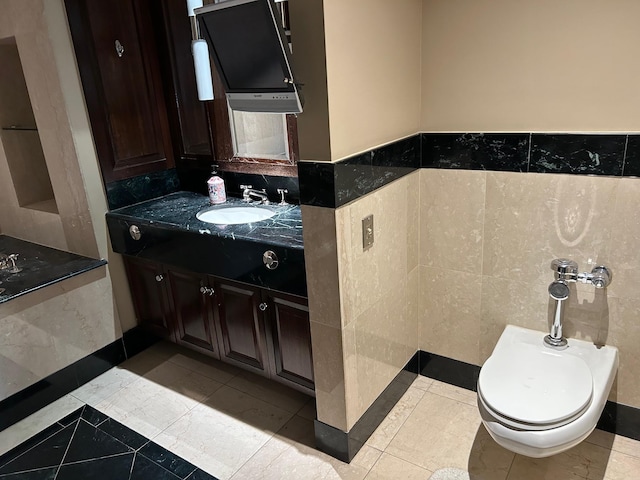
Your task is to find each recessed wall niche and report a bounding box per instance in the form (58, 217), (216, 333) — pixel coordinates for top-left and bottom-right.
(0, 37), (58, 213)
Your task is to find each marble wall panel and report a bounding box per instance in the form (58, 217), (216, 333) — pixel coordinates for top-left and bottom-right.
(0, 268), (120, 402)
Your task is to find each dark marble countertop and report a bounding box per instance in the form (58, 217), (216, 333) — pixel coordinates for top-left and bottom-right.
(0, 236), (106, 304)
(107, 192), (304, 250)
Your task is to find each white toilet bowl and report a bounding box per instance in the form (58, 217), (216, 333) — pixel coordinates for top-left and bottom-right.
(477, 325), (618, 458)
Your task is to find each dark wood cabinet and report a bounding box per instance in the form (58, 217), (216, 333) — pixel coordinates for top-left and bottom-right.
(65, 0), (175, 183)
(265, 293), (314, 392)
(123, 257), (174, 341)
(214, 280), (268, 374)
(166, 268), (218, 357)
(122, 256), (313, 393)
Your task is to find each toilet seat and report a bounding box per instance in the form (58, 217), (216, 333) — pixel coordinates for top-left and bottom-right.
(478, 344), (593, 430)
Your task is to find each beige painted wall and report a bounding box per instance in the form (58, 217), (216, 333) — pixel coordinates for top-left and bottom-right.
(292, 0), (422, 162)
(420, 0), (640, 132)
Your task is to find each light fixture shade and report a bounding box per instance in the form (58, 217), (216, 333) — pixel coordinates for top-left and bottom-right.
(192, 39), (214, 101)
(186, 0), (203, 17)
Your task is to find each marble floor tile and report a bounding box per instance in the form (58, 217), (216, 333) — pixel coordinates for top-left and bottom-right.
(228, 415), (369, 480)
(0, 395), (84, 457)
(586, 428), (640, 459)
(411, 375), (435, 391)
(71, 351), (168, 406)
(506, 441), (610, 480)
(226, 371), (311, 414)
(385, 391), (514, 478)
(153, 385), (294, 480)
(366, 452), (432, 480)
(95, 362), (223, 439)
(167, 350), (242, 384)
(427, 379), (478, 407)
(366, 386), (426, 451)
(603, 449), (640, 480)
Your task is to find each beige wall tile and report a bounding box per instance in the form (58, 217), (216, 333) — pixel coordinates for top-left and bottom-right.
(483, 172), (617, 286)
(419, 266), (482, 365)
(337, 176), (411, 325)
(0, 268), (120, 401)
(302, 205), (342, 329)
(608, 177), (640, 302)
(407, 170), (421, 273)
(309, 321), (347, 431)
(420, 169), (486, 274)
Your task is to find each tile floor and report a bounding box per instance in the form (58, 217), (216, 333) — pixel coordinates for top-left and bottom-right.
(1, 342), (639, 479)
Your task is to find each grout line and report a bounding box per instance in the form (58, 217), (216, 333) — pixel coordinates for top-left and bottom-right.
(526, 133), (532, 173)
(53, 418), (81, 480)
(127, 451), (136, 480)
(621, 135), (629, 176)
(59, 451), (133, 467)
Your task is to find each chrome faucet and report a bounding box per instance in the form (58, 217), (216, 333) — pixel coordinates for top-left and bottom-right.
(240, 185), (270, 204)
(545, 258), (611, 348)
(0, 253), (21, 273)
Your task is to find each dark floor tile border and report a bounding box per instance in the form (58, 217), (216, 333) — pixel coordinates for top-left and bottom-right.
(313, 352), (419, 462)
(299, 133), (640, 208)
(0, 405), (218, 480)
(0, 339), (126, 432)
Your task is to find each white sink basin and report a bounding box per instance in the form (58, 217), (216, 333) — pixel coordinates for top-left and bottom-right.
(196, 205), (276, 225)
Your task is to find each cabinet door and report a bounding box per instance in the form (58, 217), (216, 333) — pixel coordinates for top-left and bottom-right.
(123, 257), (174, 340)
(214, 280), (268, 374)
(166, 269), (219, 358)
(65, 0), (174, 183)
(265, 293), (314, 392)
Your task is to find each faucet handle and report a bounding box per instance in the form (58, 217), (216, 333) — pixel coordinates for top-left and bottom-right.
(240, 185), (253, 201)
(277, 188), (289, 205)
(591, 266), (611, 288)
(551, 258), (578, 280)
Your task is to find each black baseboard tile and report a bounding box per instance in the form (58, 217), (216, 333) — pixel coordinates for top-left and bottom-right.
(418, 350), (480, 392)
(0, 338), (126, 432)
(122, 326), (161, 359)
(597, 401), (640, 442)
(314, 352), (419, 463)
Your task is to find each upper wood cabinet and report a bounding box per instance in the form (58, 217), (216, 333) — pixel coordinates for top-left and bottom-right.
(65, 0), (175, 183)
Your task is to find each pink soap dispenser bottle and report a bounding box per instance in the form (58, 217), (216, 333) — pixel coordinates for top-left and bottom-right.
(207, 165), (226, 205)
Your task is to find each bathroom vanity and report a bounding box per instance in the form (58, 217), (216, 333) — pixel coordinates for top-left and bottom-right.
(106, 192), (313, 395)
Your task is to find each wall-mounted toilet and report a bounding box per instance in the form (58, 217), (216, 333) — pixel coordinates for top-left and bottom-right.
(477, 325), (618, 458)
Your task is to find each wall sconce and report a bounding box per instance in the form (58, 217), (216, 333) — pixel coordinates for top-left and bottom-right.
(187, 0), (214, 101)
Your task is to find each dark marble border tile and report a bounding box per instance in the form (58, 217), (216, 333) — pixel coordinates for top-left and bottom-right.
(422, 133), (530, 172)
(139, 442), (198, 479)
(529, 134), (626, 175)
(298, 161), (336, 208)
(418, 350), (480, 392)
(335, 135), (420, 207)
(0, 338), (125, 432)
(313, 351), (419, 462)
(299, 136), (421, 208)
(0, 422), (63, 469)
(623, 135), (640, 177)
(106, 169), (181, 211)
